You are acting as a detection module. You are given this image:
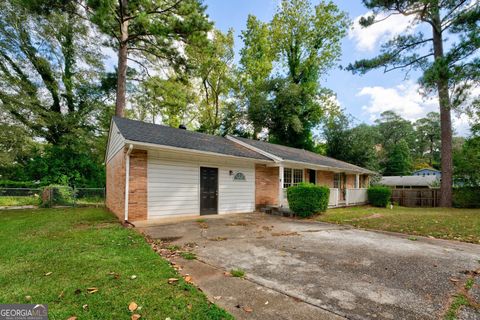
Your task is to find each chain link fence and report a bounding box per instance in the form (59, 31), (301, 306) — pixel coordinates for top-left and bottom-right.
(0, 187), (105, 208)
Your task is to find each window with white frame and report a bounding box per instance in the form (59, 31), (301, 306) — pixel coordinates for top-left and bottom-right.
(283, 168), (303, 188)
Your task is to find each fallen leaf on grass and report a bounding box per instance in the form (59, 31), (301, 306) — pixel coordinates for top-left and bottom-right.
(44, 272), (53, 276)
(129, 302), (138, 312)
(58, 290), (64, 299)
(243, 306), (253, 313)
(82, 304), (88, 311)
(187, 304), (192, 310)
(184, 276), (192, 283)
(130, 275), (137, 280)
(25, 295), (32, 302)
(131, 314), (141, 320)
(168, 278), (178, 284)
(67, 317), (77, 320)
(87, 287), (98, 294)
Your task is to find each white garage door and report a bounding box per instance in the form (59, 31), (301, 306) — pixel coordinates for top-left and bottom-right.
(147, 155), (255, 219)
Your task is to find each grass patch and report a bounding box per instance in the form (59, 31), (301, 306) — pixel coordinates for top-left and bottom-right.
(317, 206), (480, 243)
(0, 208), (232, 319)
(230, 269), (245, 278)
(166, 244), (181, 251)
(195, 218), (206, 223)
(180, 252), (197, 260)
(465, 278), (474, 290)
(445, 294), (469, 320)
(0, 196), (41, 206)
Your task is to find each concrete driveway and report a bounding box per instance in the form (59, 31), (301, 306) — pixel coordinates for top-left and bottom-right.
(138, 213), (480, 320)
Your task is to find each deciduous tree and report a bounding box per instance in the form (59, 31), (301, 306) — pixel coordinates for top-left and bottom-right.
(239, 0), (349, 149)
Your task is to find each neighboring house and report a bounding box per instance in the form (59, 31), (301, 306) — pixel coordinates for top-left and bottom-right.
(105, 117), (375, 222)
(412, 168), (441, 178)
(380, 175), (439, 189)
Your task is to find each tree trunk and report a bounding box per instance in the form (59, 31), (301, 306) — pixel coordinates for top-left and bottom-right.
(115, 0), (129, 117)
(432, 9), (453, 207)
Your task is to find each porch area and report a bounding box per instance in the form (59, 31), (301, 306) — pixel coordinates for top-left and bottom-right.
(255, 164), (370, 211)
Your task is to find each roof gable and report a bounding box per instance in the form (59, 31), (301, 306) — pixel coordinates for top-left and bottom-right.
(112, 117), (271, 161)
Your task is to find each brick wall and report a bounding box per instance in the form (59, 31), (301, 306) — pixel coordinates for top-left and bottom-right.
(128, 150), (148, 221)
(106, 148), (125, 220)
(346, 174), (356, 189)
(255, 164), (279, 208)
(317, 170), (334, 187)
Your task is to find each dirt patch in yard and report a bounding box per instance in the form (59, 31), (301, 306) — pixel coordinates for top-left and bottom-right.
(360, 213), (383, 220)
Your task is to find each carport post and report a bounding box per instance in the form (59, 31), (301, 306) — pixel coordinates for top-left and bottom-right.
(278, 165), (284, 207)
(355, 174), (360, 189)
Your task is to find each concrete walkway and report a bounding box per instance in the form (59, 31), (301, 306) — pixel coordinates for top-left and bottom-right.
(138, 213), (480, 320)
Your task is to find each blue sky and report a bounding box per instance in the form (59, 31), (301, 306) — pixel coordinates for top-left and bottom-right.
(204, 0), (472, 135)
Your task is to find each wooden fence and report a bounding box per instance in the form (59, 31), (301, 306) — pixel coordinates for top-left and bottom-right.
(391, 188), (440, 207)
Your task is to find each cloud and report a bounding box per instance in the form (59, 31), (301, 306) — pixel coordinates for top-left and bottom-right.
(357, 81), (474, 136)
(349, 11), (413, 52)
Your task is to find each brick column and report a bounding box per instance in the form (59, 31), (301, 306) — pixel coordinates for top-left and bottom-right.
(128, 150), (148, 221)
(255, 164), (279, 209)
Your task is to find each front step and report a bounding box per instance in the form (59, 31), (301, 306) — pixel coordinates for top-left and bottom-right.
(261, 205), (295, 218)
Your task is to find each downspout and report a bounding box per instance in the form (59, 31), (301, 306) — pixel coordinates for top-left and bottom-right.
(124, 144), (133, 222)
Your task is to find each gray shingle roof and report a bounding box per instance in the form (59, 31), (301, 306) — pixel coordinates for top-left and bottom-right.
(380, 175), (439, 187)
(112, 117), (271, 161)
(231, 136), (375, 174)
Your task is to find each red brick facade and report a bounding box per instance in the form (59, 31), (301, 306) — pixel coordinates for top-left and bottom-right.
(255, 164), (279, 208)
(106, 148), (126, 220)
(106, 148), (148, 222)
(317, 170), (334, 187)
(127, 150), (148, 221)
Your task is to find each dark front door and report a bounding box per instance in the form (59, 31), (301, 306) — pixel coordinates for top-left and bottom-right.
(200, 167), (218, 215)
(309, 170), (316, 184)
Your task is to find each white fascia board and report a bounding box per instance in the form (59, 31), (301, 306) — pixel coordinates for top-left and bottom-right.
(225, 135), (283, 162)
(104, 118), (114, 164)
(272, 159), (372, 175)
(124, 139), (273, 163)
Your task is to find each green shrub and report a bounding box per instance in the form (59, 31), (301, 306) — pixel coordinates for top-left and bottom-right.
(287, 182), (330, 218)
(42, 185), (74, 206)
(453, 187), (480, 208)
(368, 186), (392, 207)
(0, 180), (42, 188)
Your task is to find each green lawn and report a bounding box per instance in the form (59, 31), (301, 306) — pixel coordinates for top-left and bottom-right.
(317, 206), (480, 244)
(0, 208), (232, 319)
(0, 195), (41, 206)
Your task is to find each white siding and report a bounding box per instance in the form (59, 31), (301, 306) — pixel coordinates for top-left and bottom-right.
(147, 150), (255, 219)
(106, 122), (125, 163)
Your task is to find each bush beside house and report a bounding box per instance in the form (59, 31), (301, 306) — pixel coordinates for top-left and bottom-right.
(368, 186), (392, 207)
(287, 183), (330, 217)
(453, 187), (480, 208)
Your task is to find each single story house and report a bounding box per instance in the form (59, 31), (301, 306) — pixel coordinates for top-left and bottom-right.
(105, 117), (375, 222)
(379, 175), (439, 189)
(412, 168), (441, 178)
